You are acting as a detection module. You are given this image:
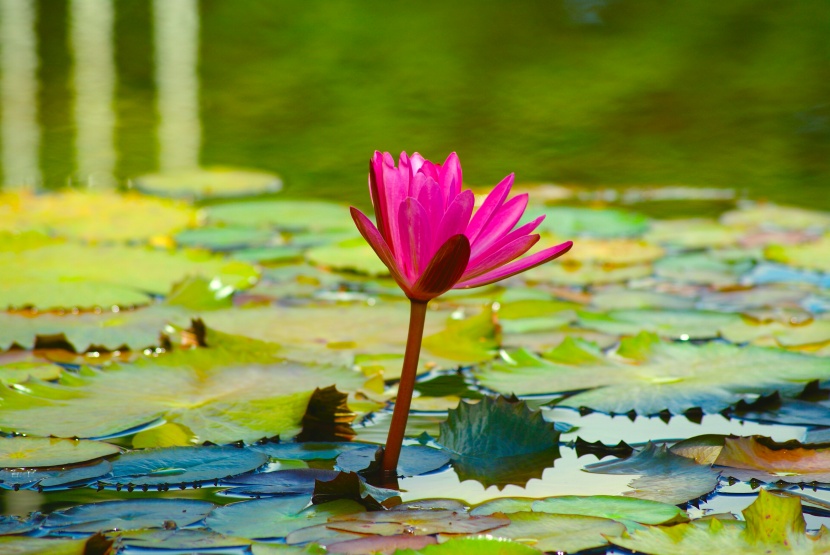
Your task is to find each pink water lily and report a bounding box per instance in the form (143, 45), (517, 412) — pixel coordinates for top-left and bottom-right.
(351, 151), (573, 479)
(351, 151), (573, 301)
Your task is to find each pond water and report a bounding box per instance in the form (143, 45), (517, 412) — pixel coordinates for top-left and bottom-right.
(1, 2), (830, 555)
(2, 0), (829, 207)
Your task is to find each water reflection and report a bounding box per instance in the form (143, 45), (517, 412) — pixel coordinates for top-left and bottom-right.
(153, 0), (200, 171)
(0, 0), (40, 187)
(70, 0), (116, 187)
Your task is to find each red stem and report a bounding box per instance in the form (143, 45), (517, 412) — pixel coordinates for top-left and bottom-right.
(381, 299), (429, 476)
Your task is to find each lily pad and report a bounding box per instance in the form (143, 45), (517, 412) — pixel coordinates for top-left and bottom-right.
(0, 437), (120, 468)
(394, 536), (540, 555)
(645, 219), (742, 248)
(306, 237), (389, 276)
(0, 242), (257, 310)
(44, 498), (215, 533)
(653, 252), (753, 287)
(100, 446), (268, 488)
(0, 460), (112, 491)
(482, 334), (830, 414)
(488, 511), (625, 553)
(766, 236), (830, 273)
(577, 309), (742, 340)
(712, 436), (830, 483)
(422, 308), (500, 364)
(133, 167), (283, 199)
(529, 206), (650, 238)
(326, 508), (510, 536)
(205, 495), (363, 539)
(0, 190), (196, 242)
(0, 536), (91, 555)
(584, 443), (720, 505)
(721, 203), (830, 231)
(530, 495), (689, 526)
(0, 360), (364, 443)
(205, 199), (353, 232)
(336, 445), (450, 477)
(222, 468), (340, 496)
(565, 238), (664, 265)
(438, 396), (560, 488)
(250, 441), (367, 461)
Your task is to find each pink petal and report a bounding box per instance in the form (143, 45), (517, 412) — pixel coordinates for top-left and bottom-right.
(471, 214), (545, 265)
(369, 152), (390, 243)
(455, 240), (574, 289)
(410, 234), (471, 301)
(470, 193), (529, 258)
(465, 173), (514, 244)
(350, 207), (413, 294)
(379, 154), (408, 258)
(397, 197), (432, 282)
(463, 234), (539, 280)
(439, 152), (462, 207)
(433, 189), (475, 255)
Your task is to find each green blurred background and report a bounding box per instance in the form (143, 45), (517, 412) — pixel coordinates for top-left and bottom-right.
(4, 0), (829, 207)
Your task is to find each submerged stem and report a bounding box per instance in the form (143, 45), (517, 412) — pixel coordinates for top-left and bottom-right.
(381, 299), (429, 476)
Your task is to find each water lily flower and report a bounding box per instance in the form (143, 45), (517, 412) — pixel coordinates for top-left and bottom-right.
(351, 151), (573, 302)
(351, 151), (572, 476)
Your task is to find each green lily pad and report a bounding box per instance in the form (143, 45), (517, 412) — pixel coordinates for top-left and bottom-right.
(577, 309), (742, 340)
(589, 287), (695, 310)
(531, 495), (689, 526)
(524, 261), (653, 286)
(0, 536), (91, 555)
(482, 334), (830, 414)
(44, 498), (215, 533)
(720, 316), (830, 347)
(0, 360), (63, 384)
(584, 443), (719, 505)
(653, 252), (753, 287)
(0, 359), (364, 443)
(0, 437), (120, 468)
(0, 190), (196, 242)
(721, 203), (830, 231)
(0, 305), (190, 352)
(645, 219), (742, 248)
(0, 460), (112, 491)
(422, 308), (500, 364)
(206, 495), (363, 539)
(488, 511), (625, 553)
(205, 199), (353, 232)
(133, 167), (283, 200)
(766, 236), (830, 272)
(305, 236), (390, 276)
(165, 276), (235, 310)
(566, 238), (664, 265)
(115, 529), (253, 551)
(101, 446), (268, 487)
(326, 508), (510, 536)
(529, 206), (650, 238)
(392, 535), (540, 555)
(175, 226), (277, 250)
(611, 490), (825, 555)
(0, 242), (257, 310)
(438, 396), (560, 488)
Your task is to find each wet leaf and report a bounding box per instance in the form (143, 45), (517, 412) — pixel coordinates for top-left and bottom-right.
(530, 495), (688, 526)
(312, 471), (401, 510)
(488, 511), (625, 553)
(165, 276), (234, 310)
(577, 308), (741, 340)
(134, 167), (282, 199)
(0, 460), (112, 491)
(611, 490), (826, 554)
(100, 446), (268, 487)
(422, 308), (500, 363)
(712, 436), (830, 483)
(483, 334), (830, 414)
(132, 423), (196, 449)
(44, 498), (215, 533)
(0, 243), (257, 310)
(0, 437), (119, 468)
(438, 396), (560, 488)
(223, 468), (340, 496)
(336, 445), (450, 477)
(584, 443), (719, 504)
(0, 360), (364, 443)
(0, 190), (195, 242)
(0, 514), (43, 536)
(205, 199), (353, 232)
(206, 495), (363, 539)
(250, 441), (367, 461)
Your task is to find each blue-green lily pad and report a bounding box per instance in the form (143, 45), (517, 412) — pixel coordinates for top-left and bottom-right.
(44, 498), (215, 533)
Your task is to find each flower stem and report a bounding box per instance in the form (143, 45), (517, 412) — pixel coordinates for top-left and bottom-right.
(381, 299), (429, 476)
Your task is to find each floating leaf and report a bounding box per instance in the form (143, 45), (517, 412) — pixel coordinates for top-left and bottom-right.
(223, 468), (339, 496)
(577, 309), (741, 340)
(0, 437), (120, 468)
(589, 287), (695, 311)
(0, 460), (111, 491)
(722, 203), (830, 231)
(336, 445), (450, 477)
(483, 334), (830, 414)
(165, 276), (234, 310)
(312, 471), (401, 510)
(645, 219), (742, 248)
(525, 261), (653, 286)
(530, 495), (688, 526)
(134, 167), (282, 199)
(712, 436), (830, 483)
(394, 536), (540, 555)
(611, 490), (826, 555)
(44, 498), (215, 533)
(0, 514), (43, 536)
(0, 242), (257, 310)
(565, 238), (664, 265)
(325, 535), (437, 554)
(422, 308), (500, 364)
(174, 225), (276, 250)
(766, 236), (830, 273)
(438, 396), (560, 488)
(488, 511), (625, 553)
(720, 316), (830, 347)
(132, 423), (196, 449)
(529, 206), (650, 238)
(653, 252), (752, 287)
(114, 529), (252, 551)
(206, 495), (363, 539)
(326, 508), (509, 536)
(250, 442), (367, 462)
(306, 237), (390, 276)
(0, 360), (364, 443)
(0, 536), (92, 555)
(206, 199), (353, 232)
(0, 190), (195, 242)
(584, 443), (719, 505)
(100, 446), (268, 488)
